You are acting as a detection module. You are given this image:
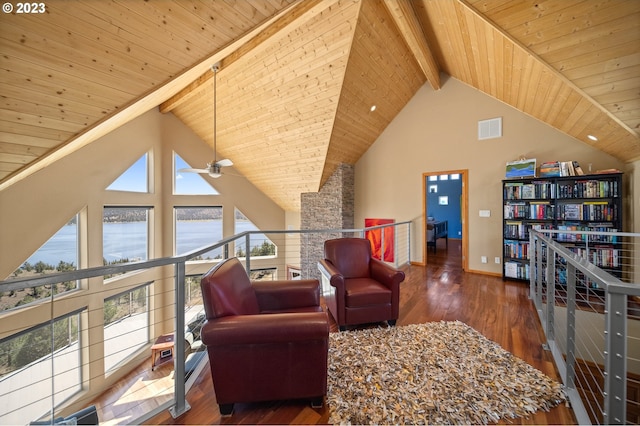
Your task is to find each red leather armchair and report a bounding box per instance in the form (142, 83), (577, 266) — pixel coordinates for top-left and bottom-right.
(200, 257), (329, 416)
(318, 237), (405, 331)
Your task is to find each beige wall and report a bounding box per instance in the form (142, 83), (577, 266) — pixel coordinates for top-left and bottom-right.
(355, 75), (628, 274)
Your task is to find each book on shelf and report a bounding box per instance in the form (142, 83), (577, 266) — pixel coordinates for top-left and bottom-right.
(521, 184), (535, 199)
(573, 161), (585, 175)
(529, 201), (553, 219)
(562, 204), (581, 220)
(556, 179), (619, 198)
(504, 261), (529, 280)
(557, 202), (615, 221)
(504, 180), (555, 199)
(504, 240), (529, 260)
(540, 160), (584, 177)
(539, 161), (560, 177)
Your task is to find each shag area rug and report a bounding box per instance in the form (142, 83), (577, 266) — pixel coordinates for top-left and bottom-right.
(327, 321), (566, 425)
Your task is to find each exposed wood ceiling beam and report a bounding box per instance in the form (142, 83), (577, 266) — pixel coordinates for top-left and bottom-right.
(160, 0), (330, 114)
(383, 0), (440, 90)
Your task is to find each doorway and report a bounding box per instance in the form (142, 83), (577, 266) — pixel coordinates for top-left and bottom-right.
(422, 170), (468, 270)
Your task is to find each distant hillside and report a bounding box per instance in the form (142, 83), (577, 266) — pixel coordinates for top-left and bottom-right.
(104, 207), (249, 222)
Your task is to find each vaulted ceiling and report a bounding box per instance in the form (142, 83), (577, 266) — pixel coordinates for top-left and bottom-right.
(1, 0), (638, 211)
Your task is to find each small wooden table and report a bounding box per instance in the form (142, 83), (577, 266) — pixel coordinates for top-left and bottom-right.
(151, 334), (174, 371)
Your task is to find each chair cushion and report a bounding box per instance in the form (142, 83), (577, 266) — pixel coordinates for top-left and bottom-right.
(324, 238), (371, 279)
(201, 258), (260, 318)
(344, 278), (391, 307)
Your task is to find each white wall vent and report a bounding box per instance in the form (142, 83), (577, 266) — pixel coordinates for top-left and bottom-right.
(478, 117), (502, 140)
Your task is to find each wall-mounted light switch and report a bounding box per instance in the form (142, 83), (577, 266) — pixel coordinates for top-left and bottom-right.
(479, 210), (491, 217)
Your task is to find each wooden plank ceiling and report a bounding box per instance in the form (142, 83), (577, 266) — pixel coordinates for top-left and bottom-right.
(1, 0), (638, 211)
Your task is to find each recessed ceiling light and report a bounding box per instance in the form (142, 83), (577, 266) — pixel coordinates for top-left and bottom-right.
(370, 105), (376, 112)
(587, 134), (598, 141)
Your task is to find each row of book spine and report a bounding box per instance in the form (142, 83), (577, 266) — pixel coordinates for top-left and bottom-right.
(504, 261), (530, 280)
(556, 268), (602, 289)
(504, 203), (554, 219)
(504, 240), (529, 260)
(556, 203), (617, 221)
(504, 182), (555, 200)
(504, 222), (555, 239)
(505, 203), (617, 221)
(505, 179), (619, 200)
(556, 224), (618, 243)
(556, 179), (619, 198)
(567, 246), (620, 268)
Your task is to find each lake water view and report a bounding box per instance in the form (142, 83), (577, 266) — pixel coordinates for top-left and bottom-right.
(25, 220), (267, 267)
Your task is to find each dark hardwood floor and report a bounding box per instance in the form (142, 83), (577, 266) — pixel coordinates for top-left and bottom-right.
(148, 239), (577, 425)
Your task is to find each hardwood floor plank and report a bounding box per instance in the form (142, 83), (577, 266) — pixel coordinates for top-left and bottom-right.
(139, 239), (577, 425)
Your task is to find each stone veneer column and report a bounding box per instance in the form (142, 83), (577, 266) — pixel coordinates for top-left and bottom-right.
(300, 164), (354, 280)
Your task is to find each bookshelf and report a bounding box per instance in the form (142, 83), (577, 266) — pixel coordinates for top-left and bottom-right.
(502, 173), (623, 284)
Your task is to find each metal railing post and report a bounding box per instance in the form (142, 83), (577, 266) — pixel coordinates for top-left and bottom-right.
(604, 291), (627, 424)
(170, 261), (190, 418)
(565, 263), (577, 391)
(245, 233), (251, 276)
(529, 233), (536, 302)
(545, 244), (555, 343)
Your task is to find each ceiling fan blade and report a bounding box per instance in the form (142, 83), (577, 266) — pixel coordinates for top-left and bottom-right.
(178, 168), (209, 173)
(216, 158), (233, 167)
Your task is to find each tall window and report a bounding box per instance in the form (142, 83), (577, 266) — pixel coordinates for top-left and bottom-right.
(175, 207), (223, 260)
(103, 285), (149, 373)
(103, 207), (150, 265)
(0, 311), (83, 425)
(3, 214), (79, 312)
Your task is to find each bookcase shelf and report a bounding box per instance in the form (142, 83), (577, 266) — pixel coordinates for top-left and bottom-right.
(502, 173), (623, 283)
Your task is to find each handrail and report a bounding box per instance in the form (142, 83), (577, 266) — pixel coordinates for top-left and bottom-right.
(0, 221), (413, 292)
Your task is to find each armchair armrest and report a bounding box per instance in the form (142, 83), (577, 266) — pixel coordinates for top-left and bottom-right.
(317, 259), (345, 291)
(201, 312), (329, 346)
(253, 279), (320, 311)
(370, 258), (405, 288)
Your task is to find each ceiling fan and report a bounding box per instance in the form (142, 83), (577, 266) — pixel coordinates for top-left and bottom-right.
(179, 62), (233, 178)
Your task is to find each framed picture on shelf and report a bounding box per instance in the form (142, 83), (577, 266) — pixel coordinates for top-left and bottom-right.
(506, 158), (536, 178)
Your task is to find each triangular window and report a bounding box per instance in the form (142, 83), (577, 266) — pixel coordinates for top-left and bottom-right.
(107, 153), (149, 193)
(174, 152), (219, 195)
